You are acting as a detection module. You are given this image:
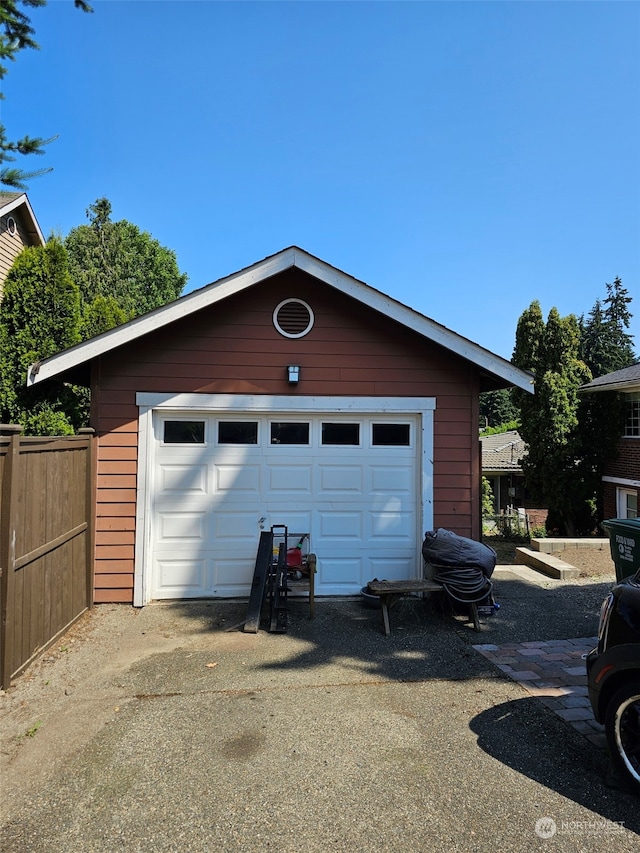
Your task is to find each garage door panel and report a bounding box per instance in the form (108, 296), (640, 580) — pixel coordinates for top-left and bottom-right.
(213, 558), (254, 590)
(369, 556), (416, 582)
(370, 509), (414, 539)
(318, 465), (363, 493)
(371, 465), (413, 492)
(158, 464), (208, 494)
(213, 511), (261, 539)
(265, 513), (313, 537)
(215, 464), (261, 493)
(317, 510), (363, 539)
(157, 511), (206, 542)
(155, 559), (208, 596)
(321, 557), (361, 585)
(266, 464), (313, 493)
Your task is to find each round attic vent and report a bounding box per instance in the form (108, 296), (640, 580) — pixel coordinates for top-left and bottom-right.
(6, 216), (17, 236)
(273, 298), (314, 338)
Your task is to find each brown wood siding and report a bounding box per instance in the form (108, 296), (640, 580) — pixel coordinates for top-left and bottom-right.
(93, 366), (139, 600)
(90, 268), (484, 602)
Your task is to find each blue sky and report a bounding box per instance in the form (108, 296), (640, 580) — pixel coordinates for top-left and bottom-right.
(3, 0), (639, 361)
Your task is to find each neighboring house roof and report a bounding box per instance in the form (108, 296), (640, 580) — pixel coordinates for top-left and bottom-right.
(27, 246), (535, 393)
(580, 362), (640, 394)
(481, 430), (526, 473)
(0, 192), (45, 246)
(1, 192), (46, 301)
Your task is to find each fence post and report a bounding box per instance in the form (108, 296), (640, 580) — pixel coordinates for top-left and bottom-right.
(0, 425), (23, 690)
(78, 428), (96, 609)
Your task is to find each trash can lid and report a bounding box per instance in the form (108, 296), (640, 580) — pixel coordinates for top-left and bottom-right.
(603, 518), (640, 530)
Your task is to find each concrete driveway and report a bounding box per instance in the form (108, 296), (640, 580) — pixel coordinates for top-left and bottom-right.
(1, 567), (638, 852)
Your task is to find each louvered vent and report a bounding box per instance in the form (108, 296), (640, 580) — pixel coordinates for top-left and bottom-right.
(273, 298), (314, 338)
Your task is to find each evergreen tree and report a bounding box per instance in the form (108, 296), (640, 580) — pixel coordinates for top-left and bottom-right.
(479, 388), (518, 430)
(579, 299), (610, 379)
(602, 277), (636, 369)
(581, 278), (636, 376)
(512, 303), (593, 535)
(65, 198), (188, 324)
(0, 238), (85, 433)
(80, 294), (128, 340)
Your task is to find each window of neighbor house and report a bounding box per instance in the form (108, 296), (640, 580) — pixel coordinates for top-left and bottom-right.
(617, 488), (638, 519)
(624, 393), (640, 437)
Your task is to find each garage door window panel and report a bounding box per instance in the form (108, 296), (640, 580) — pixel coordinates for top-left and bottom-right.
(163, 420), (205, 444)
(217, 421), (259, 445)
(270, 422), (310, 445)
(372, 423), (411, 446)
(321, 422), (360, 446)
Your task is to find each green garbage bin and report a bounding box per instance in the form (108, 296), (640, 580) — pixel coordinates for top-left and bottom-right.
(602, 518), (640, 582)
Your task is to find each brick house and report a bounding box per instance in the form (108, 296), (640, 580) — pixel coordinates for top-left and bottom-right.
(581, 362), (640, 520)
(28, 247), (533, 605)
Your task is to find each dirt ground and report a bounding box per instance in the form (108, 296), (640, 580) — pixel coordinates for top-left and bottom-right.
(485, 536), (617, 579)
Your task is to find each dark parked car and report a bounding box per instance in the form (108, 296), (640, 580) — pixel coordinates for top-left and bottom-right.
(586, 570), (640, 793)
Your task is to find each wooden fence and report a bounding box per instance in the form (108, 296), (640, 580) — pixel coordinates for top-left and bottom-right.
(0, 425), (95, 689)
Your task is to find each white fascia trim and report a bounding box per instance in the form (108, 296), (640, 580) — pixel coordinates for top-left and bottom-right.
(133, 392), (435, 606)
(0, 193), (27, 217)
(0, 193), (45, 244)
(28, 246), (533, 392)
(0, 193), (29, 216)
(603, 475), (640, 489)
(133, 403), (153, 607)
(136, 392), (436, 412)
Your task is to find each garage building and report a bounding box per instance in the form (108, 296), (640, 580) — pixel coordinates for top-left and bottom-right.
(29, 247), (533, 605)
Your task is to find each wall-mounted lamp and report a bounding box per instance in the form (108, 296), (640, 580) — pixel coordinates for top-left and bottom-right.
(287, 364), (300, 384)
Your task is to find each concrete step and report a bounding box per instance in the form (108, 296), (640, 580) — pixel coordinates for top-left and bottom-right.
(529, 537), (609, 554)
(515, 546), (580, 580)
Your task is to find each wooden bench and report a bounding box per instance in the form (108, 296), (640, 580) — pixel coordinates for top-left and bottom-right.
(366, 578), (480, 635)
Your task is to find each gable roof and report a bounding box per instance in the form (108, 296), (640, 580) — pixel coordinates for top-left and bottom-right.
(0, 192), (45, 245)
(28, 246), (534, 392)
(580, 362), (640, 393)
(480, 430), (526, 473)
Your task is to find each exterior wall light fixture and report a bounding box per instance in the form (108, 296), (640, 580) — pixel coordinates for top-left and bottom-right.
(287, 365), (300, 384)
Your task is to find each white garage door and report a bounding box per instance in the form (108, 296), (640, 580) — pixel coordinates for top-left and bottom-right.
(149, 410), (423, 599)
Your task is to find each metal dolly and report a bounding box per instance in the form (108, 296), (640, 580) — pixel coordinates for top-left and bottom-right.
(243, 526), (315, 633)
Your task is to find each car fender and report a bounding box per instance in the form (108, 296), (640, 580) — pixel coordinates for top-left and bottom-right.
(587, 643), (640, 723)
